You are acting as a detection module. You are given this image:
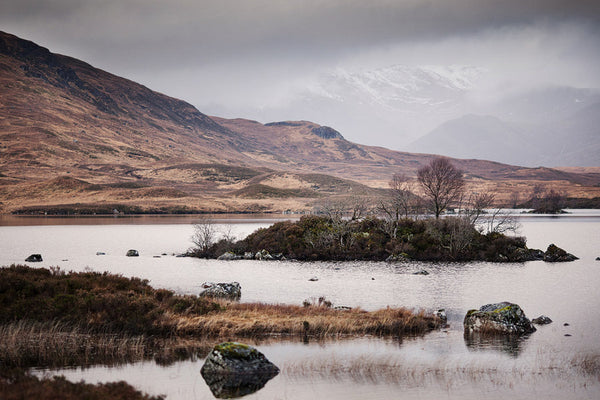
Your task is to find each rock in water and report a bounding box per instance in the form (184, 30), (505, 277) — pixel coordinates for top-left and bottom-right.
(543, 244), (578, 262)
(464, 302), (536, 335)
(126, 249), (139, 257)
(199, 282), (241, 300)
(25, 254), (43, 262)
(532, 315), (553, 325)
(201, 342), (279, 398)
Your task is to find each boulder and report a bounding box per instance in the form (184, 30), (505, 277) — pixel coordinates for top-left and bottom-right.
(25, 254), (42, 262)
(596, 257), (600, 261)
(308, 276), (319, 281)
(255, 250), (273, 260)
(96, 252), (106, 256)
(532, 315), (553, 325)
(126, 249), (139, 257)
(201, 342), (279, 398)
(413, 270), (429, 275)
(543, 244), (578, 262)
(200, 282), (241, 300)
(386, 253), (410, 262)
(435, 309), (447, 324)
(217, 252), (240, 261)
(243, 252), (255, 260)
(464, 302), (536, 335)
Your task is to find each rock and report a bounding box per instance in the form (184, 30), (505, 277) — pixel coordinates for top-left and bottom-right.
(217, 252), (240, 261)
(271, 253), (286, 261)
(25, 254), (43, 262)
(201, 342), (279, 398)
(243, 252), (254, 260)
(308, 276), (319, 281)
(255, 250), (273, 260)
(435, 309), (447, 324)
(96, 251), (106, 256)
(532, 315), (553, 325)
(200, 282), (241, 300)
(596, 257), (600, 261)
(334, 306), (352, 311)
(386, 253), (410, 262)
(413, 270), (429, 275)
(464, 302), (536, 335)
(126, 249), (139, 257)
(543, 244), (578, 262)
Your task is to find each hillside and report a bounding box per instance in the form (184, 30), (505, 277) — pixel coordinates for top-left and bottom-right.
(1, 31), (599, 214)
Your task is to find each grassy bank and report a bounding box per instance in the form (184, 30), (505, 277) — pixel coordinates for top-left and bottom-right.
(0, 369), (164, 400)
(0, 265), (443, 369)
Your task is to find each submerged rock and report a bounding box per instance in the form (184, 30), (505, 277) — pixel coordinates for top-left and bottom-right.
(200, 282), (241, 300)
(532, 315), (553, 325)
(126, 249), (139, 257)
(464, 302), (536, 335)
(25, 254), (42, 262)
(201, 342), (279, 398)
(543, 244), (578, 262)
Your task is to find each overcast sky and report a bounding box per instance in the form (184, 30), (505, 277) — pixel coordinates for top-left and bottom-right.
(2, 0), (600, 125)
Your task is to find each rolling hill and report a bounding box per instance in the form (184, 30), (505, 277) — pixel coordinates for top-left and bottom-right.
(1, 31), (598, 214)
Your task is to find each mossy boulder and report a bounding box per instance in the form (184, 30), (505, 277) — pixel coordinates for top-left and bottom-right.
(200, 342), (279, 398)
(543, 244), (578, 262)
(464, 302), (536, 335)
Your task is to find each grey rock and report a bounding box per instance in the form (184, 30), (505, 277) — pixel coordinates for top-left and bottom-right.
(532, 315), (553, 325)
(413, 270), (429, 275)
(435, 309), (447, 323)
(386, 253), (410, 262)
(201, 342), (279, 398)
(243, 252), (255, 260)
(96, 252), (106, 256)
(596, 257), (600, 261)
(308, 276), (319, 281)
(464, 302), (536, 335)
(25, 254), (43, 262)
(200, 282), (241, 300)
(217, 252), (240, 261)
(543, 244), (578, 262)
(126, 249), (139, 257)
(255, 250), (273, 260)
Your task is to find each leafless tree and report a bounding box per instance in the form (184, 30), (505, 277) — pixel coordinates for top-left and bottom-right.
(417, 157), (465, 219)
(191, 217), (218, 253)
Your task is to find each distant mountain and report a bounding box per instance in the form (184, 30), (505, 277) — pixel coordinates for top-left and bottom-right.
(1, 31), (598, 213)
(408, 88), (600, 167)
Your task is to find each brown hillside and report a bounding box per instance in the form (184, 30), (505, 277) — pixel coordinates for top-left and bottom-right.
(0, 31), (598, 214)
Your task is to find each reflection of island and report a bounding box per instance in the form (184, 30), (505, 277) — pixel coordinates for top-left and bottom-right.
(201, 370), (279, 398)
(464, 332), (530, 357)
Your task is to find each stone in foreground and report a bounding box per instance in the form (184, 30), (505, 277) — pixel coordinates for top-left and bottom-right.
(464, 302), (536, 335)
(201, 342), (279, 398)
(126, 249), (139, 257)
(199, 282), (241, 300)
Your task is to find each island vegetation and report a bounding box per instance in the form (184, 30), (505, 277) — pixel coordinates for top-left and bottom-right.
(191, 158), (548, 262)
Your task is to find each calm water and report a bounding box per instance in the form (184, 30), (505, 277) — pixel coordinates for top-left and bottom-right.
(1, 212), (599, 399)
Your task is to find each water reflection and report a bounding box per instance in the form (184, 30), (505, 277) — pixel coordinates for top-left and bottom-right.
(201, 369), (279, 398)
(464, 332), (530, 357)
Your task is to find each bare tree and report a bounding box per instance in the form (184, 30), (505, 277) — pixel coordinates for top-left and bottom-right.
(191, 217), (218, 253)
(417, 157), (465, 219)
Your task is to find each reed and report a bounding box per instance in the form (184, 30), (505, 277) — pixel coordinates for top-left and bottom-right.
(164, 301), (440, 338)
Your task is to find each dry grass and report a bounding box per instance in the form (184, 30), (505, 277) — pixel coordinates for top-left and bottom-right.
(0, 321), (211, 369)
(164, 301), (441, 338)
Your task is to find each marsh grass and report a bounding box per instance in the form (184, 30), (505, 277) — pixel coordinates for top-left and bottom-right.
(0, 321), (212, 369)
(167, 301), (440, 338)
(0, 266), (442, 369)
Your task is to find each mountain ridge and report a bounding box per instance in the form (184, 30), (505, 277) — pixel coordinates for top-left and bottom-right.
(1, 31), (598, 214)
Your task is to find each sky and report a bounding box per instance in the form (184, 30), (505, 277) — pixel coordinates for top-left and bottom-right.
(2, 0), (600, 145)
